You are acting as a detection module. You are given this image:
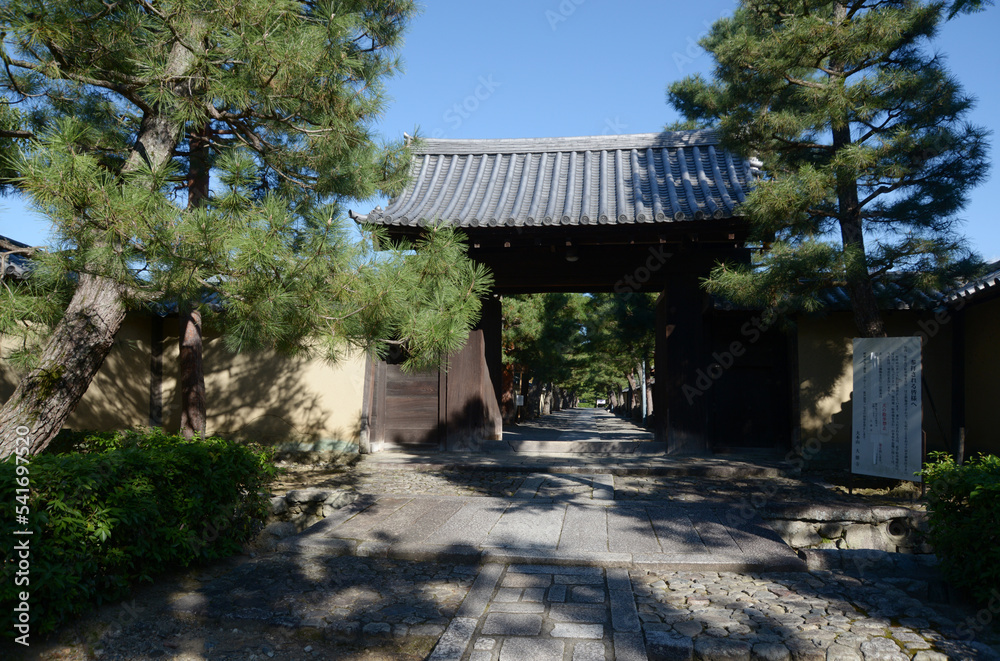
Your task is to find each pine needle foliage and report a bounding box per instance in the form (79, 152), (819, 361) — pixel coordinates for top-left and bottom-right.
(575, 293), (656, 400)
(0, 0), (490, 377)
(668, 0), (992, 336)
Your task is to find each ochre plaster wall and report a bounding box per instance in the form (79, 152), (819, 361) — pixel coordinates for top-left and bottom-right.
(797, 311), (955, 466)
(68, 315), (152, 430)
(1, 313), (367, 448)
(0, 316), (151, 431)
(158, 325), (367, 447)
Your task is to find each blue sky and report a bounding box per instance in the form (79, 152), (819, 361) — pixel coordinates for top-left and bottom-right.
(3, 0), (999, 257)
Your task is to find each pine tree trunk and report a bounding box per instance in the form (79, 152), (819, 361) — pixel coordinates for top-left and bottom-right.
(0, 35), (201, 458)
(179, 306), (207, 439)
(0, 273), (128, 456)
(179, 122), (211, 439)
(833, 130), (887, 338)
(831, 3), (887, 339)
(840, 210), (887, 338)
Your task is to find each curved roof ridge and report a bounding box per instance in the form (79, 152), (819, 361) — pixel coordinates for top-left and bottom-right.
(413, 130), (720, 155)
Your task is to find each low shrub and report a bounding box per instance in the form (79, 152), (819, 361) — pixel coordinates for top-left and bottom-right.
(1, 430), (276, 637)
(921, 452), (1000, 604)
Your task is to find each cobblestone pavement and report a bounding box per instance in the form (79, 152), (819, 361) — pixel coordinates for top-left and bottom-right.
(36, 555), (478, 661)
(422, 563), (999, 661)
(30, 552), (998, 661)
(632, 569), (998, 661)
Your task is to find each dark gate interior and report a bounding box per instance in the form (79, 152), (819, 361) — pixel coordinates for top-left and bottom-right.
(705, 313), (792, 450)
(355, 131), (794, 454)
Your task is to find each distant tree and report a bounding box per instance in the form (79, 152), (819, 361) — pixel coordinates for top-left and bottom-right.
(502, 293), (587, 413)
(578, 293), (656, 414)
(499, 292), (657, 416)
(0, 1), (491, 457)
(668, 0), (992, 337)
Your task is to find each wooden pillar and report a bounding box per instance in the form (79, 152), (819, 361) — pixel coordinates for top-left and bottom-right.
(477, 294), (503, 409)
(359, 354), (375, 453)
(655, 277), (708, 454)
(787, 323), (801, 454)
(950, 307), (966, 463)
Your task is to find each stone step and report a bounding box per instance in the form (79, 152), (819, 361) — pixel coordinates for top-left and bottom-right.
(503, 440), (669, 454)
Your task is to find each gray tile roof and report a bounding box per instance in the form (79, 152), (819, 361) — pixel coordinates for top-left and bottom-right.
(0, 234), (32, 279)
(712, 280), (946, 312)
(815, 281), (945, 311)
(716, 266), (1000, 313)
(944, 260), (1000, 303)
(354, 131), (759, 228)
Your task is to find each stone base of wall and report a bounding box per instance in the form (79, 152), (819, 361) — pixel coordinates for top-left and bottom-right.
(270, 439), (359, 464)
(257, 488), (358, 550)
(762, 503), (930, 554)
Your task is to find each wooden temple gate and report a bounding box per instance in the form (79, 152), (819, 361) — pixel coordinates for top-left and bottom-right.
(352, 131), (793, 454)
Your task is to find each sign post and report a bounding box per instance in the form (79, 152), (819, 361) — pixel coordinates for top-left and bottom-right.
(852, 337), (923, 482)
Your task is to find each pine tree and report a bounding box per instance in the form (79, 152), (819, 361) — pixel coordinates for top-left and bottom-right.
(502, 293), (587, 414)
(577, 293), (656, 413)
(668, 0), (992, 337)
(0, 1), (491, 457)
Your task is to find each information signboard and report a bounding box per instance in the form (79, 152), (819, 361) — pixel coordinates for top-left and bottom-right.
(852, 337), (922, 482)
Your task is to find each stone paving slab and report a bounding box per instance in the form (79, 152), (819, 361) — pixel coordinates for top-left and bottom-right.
(428, 563), (648, 661)
(287, 494), (805, 571)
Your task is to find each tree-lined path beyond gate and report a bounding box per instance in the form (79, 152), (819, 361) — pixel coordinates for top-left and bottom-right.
(498, 408), (663, 454)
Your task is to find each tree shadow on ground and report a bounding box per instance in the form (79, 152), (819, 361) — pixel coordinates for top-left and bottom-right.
(3, 541), (481, 661)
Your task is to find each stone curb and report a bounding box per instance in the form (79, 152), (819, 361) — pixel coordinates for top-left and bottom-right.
(759, 503), (931, 554)
(359, 460), (791, 478)
(272, 537), (808, 572)
(759, 502), (925, 523)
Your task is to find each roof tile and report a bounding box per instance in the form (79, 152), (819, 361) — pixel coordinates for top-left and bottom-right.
(357, 131), (754, 228)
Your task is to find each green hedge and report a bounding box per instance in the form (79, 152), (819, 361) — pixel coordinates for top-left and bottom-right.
(921, 452), (1000, 604)
(1, 429), (276, 636)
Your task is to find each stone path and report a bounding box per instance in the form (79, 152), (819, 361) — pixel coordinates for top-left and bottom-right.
(32, 412), (1000, 660)
(279, 495), (805, 572)
(428, 564), (644, 661)
(78, 552), (1000, 661)
(418, 560), (1000, 661)
(499, 409), (664, 454)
